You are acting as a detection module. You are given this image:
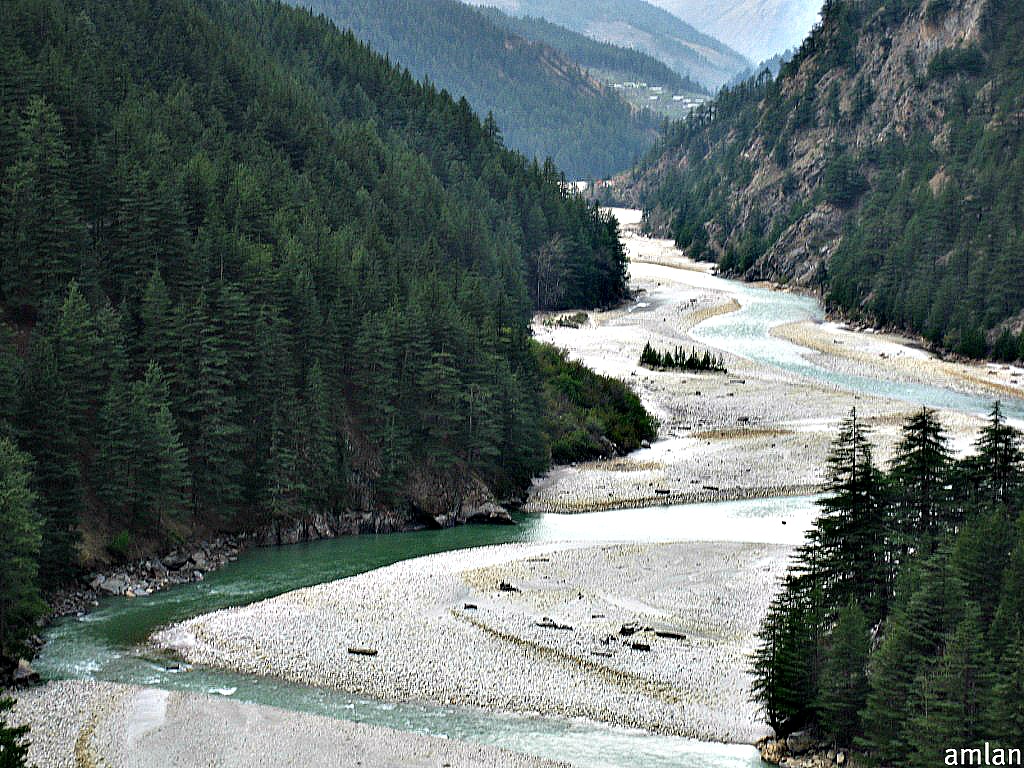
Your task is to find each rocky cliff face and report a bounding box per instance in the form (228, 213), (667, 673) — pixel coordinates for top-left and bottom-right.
(628, 0), (1024, 358)
(633, 0), (989, 286)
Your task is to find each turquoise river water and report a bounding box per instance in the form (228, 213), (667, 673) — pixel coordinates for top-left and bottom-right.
(38, 270), (1024, 767)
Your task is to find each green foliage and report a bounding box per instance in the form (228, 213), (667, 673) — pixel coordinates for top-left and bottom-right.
(107, 530), (133, 561)
(297, 0), (660, 178)
(816, 601), (869, 745)
(0, 697), (32, 768)
(638, 0), (1024, 360)
(0, 0), (631, 622)
(0, 439), (44, 661)
(534, 343), (656, 465)
(639, 342), (725, 372)
(754, 404), (1024, 759)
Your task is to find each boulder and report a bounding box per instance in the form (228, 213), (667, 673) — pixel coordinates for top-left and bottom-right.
(189, 551), (209, 570)
(757, 738), (788, 764)
(99, 575), (129, 596)
(12, 659), (40, 686)
(786, 731), (815, 755)
(162, 551), (189, 570)
(88, 574), (106, 591)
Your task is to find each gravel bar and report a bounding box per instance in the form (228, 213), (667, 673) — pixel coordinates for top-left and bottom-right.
(11, 680), (567, 767)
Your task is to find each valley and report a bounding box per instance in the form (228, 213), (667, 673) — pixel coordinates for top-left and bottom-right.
(15, 209), (1023, 767)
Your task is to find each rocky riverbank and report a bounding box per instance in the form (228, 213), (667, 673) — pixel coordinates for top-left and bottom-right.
(48, 489), (516, 621)
(757, 735), (860, 767)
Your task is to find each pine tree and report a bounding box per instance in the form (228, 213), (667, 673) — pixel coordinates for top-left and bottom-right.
(178, 293), (244, 520)
(859, 552), (964, 763)
(137, 267), (177, 375)
(807, 408), (891, 622)
(132, 363), (189, 530)
(298, 361), (342, 514)
(908, 604), (995, 767)
(16, 339), (83, 588)
(971, 402), (1023, 508)
(751, 574), (824, 735)
(889, 408), (953, 548)
(51, 281), (102, 438)
(990, 538), (1024, 658)
(94, 379), (135, 527)
(0, 96), (84, 311)
(0, 696), (31, 768)
(816, 601), (870, 745)
(0, 438), (44, 661)
(988, 632), (1024, 747)
(951, 509), (1013, 628)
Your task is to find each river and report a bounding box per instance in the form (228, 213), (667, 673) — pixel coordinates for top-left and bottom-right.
(37, 217), (1024, 767)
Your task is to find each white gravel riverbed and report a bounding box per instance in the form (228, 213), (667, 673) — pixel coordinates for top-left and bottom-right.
(11, 680), (567, 767)
(154, 539), (791, 744)
(526, 211), (1007, 514)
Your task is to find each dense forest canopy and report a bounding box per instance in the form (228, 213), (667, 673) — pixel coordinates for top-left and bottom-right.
(753, 405), (1024, 762)
(635, 0), (1024, 361)
(0, 0), (645, 660)
(291, 0), (660, 179)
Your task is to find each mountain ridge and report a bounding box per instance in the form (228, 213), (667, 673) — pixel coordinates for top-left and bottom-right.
(460, 0), (750, 89)
(630, 0), (1024, 360)
(645, 0), (822, 64)
(294, 0), (659, 178)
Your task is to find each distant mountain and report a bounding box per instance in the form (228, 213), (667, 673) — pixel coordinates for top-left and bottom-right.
(476, 8), (707, 96)
(294, 0), (659, 178)
(461, 0), (750, 90)
(646, 0), (822, 64)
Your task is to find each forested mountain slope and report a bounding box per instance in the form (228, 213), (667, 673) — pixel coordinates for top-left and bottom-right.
(461, 0), (749, 90)
(0, 0), (641, 607)
(293, 0), (659, 178)
(475, 8), (706, 97)
(633, 0), (1024, 360)
(646, 0), (821, 64)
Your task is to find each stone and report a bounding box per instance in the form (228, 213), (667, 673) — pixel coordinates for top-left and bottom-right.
(162, 551), (189, 570)
(89, 574), (106, 591)
(758, 738), (787, 764)
(836, 751), (847, 765)
(190, 550), (210, 570)
(786, 731), (815, 755)
(99, 575), (129, 595)
(12, 659), (40, 686)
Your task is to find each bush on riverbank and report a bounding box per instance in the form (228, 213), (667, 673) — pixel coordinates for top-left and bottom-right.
(534, 342), (657, 464)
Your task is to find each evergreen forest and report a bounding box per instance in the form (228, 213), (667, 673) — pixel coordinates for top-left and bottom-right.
(753, 404), (1024, 763)
(638, 0), (1024, 360)
(0, 0), (647, 661)
(293, 0), (661, 179)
